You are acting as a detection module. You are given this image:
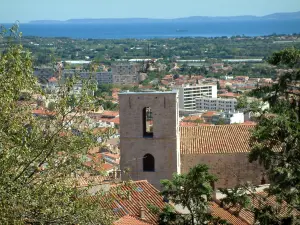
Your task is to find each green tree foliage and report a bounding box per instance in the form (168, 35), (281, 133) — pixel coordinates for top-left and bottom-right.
(95, 84), (114, 97)
(226, 48), (300, 224)
(225, 85), (232, 92)
(0, 26), (113, 224)
(249, 48), (300, 212)
(160, 164), (217, 224)
(217, 81), (221, 90)
(96, 99), (119, 111)
(47, 101), (56, 111)
(236, 95), (248, 110)
(219, 186), (251, 216)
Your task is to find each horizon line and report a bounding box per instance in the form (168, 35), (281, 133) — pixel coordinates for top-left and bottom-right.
(1, 10), (300, 24)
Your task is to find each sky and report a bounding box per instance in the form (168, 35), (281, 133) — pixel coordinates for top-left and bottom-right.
(1, 0), (300, 23)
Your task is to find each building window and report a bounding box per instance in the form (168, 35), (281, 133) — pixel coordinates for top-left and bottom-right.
(143, 154), (155, 172)
(143, 107), (153, 137)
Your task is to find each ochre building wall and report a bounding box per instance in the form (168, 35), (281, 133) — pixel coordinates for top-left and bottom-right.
(119, 92), (180, 189)
(181, 153), (265, 188)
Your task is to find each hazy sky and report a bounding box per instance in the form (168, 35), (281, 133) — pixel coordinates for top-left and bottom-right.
(1, 0), (300, 23)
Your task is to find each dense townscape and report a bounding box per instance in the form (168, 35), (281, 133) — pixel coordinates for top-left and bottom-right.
(0, 15), (300, 225)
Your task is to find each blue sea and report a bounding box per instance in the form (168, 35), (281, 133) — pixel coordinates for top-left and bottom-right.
(4, 20), (300, 39)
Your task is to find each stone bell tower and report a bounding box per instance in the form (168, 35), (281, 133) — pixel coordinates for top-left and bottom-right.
(119, 91), (180, 189)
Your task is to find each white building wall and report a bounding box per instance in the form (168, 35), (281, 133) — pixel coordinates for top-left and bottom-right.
(229, 112), (244, 124)
(173, 84), (217, 110)
(195, 97), (237, 112)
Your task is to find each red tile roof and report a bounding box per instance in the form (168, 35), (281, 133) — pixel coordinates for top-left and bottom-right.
(242, 121), (257, 125)
(180, 122), (200, 127)
(182, 115), (202, 122)
(74, 175), (110, 187)
(99, 180), (168, 224)
(210, 202), (248, 225)
(101, 163), (115, 172)
(218, 93), (240, 98)
(231, 192), (300, 224)
(180, 125), (255, 154)
(101, 110), (119, 118)
(201, 111), (217, 118)
(32, 109), (56, 116)
(48, 77), (58, 82)
(114, 215), (152, 225)
(102, 152), (120, 160)
(99, 117), (120, 125)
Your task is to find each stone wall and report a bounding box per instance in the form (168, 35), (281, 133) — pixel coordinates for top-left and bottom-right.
(181, 153), (265, 188)
(119, 92), (180, 189)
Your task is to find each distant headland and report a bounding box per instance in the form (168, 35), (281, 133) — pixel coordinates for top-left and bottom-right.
(29, 11), (300, 24)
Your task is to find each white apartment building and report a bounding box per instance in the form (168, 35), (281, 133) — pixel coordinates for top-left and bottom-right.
(173, 84), (217, 110)
(195, 97), (237, 112)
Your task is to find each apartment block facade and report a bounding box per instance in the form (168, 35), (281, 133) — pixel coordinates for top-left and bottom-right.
(172, 84), (217, 110)
(63, 70), (113, 84)
(111, 63), (141, 85)
(195, 97), (237, 112)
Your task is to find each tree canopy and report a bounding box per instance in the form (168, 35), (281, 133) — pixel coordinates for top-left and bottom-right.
(159, 164), (217, 224)
(226, 48), (300, 225)
(0, 25), (113, 224)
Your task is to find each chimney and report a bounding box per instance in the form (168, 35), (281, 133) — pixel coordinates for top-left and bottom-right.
(113, 169), (117, 179)
(116, 169), (122, 180)
(139, 206), (145, 220)
(211, 181), (217, 200)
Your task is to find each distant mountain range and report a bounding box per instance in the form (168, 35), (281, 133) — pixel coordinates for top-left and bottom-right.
(29, 11), (300, 24)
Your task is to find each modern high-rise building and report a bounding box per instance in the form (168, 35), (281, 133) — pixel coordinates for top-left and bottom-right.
(172, 84), (217, 110)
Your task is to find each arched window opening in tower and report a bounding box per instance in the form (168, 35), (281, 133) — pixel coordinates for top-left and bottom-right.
(143, 154), (155, 172)
(143, 107), (153, 137)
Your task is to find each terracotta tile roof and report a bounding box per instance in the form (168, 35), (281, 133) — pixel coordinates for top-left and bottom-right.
(99, 117), (120, 125)
(114, 215), (153, 225)
(180, 122), (212, 127)
(101, 110), (119, 118)
(180, 125), (255, 154)
(180, 122), (200, 127)
(242, 121), (257, 125)
(87, 153), (103, 163)
(32, 109), (56, 116)
(74, 175), (111, 187)
(218, 93), (240, 98)
(234, 192), (300, 224)
(48, 77), (58, 82)
(210, 202), (248, 225)
(92, 127), (110, 135)
(102, 152), (120, 160)
(99, 180), (168, 224)
(202, 111), (217, 118)
(182, 115), (202, 122)
(101, 163), (115, 172)
(161, 80), (170, 85)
